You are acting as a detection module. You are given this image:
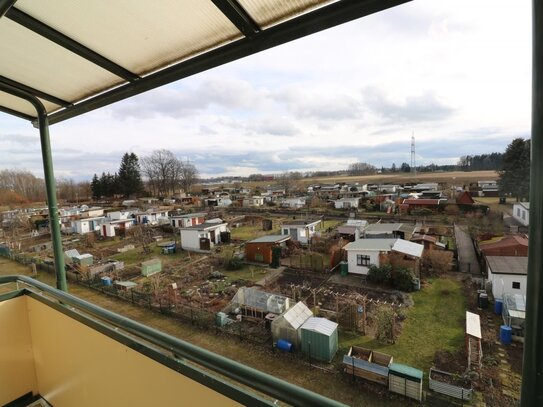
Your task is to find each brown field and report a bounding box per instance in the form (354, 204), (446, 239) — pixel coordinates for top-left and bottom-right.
(197, 170), (499, 190)
(310, 170), (498, 185)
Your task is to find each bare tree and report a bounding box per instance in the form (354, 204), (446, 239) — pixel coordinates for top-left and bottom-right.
(0, 169), (46, 201)
(347, 162), (377, 176)
(141, 149), (180, 197)
(179, 160), (199, 193)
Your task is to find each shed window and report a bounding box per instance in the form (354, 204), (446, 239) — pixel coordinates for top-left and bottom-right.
(357, 255), (370, 266)
(512, 281), (521, 289)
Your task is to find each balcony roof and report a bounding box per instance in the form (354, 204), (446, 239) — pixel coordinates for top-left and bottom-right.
(0, 0), (410, 124)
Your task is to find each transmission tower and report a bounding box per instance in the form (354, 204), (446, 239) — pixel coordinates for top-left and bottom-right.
(410, 132), (416, 176)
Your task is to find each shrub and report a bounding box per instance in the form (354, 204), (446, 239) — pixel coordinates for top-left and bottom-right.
(375, 305), (395, 343)
(391, 268), (415, 292)
(224, 257), (243, 270)
(367, 264), (392, 284)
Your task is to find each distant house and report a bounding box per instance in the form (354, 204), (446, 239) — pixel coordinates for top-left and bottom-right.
(344, 238), (423, 275)
(337, 219), (368, 241)
(72, 216), (106, 234)
(105, 210), (132, 221)
(399, 198), (447, 215)
(169, 212), (206, 228)
(334, 197), (360, 209)
(363, 223), (408, 239)
(179, 221), (229, 251)
(478, 180), (499, 197)
(245, 235), (290, 264)
(378, 184), (401, 194)
(242, 196), (265, 207)
(138, 197), (159, 204)
(281, 197), (306, 209)
(100, 219), (134, 237)
(486, 256), (528, 300)
(135, 209), (170, 225)
(79, 207), (104, 218)
(456, 191), (475, 205)
(513, 202), (530, 226)
(411, 183), (439, 192)
(204, 197), (232, 207)
(281, 219), (321, 244)
(478, 234), (528, 257)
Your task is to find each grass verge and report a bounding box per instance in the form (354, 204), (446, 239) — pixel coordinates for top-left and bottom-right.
(339, 276), (465, 372)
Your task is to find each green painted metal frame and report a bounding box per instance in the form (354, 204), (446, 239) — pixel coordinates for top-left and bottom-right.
(0, 83), (67, 292)
(0, 275), (346, 407)
(0, 75), (71, 107)
(211, 0), (260, 38)
(521, 1), (543, 405)
(0, 0), (16, 18)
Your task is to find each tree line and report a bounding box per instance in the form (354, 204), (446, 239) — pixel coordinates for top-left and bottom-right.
(457, 153), (503, 171)
(0, 169), (91, 205)
(498, 138), (530, 201)
(90, 150), (199, 199)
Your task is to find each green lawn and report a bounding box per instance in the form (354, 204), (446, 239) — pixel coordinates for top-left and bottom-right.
(223, 264), (269, 283)
(110, 243), (186, 265)
(230, 225), (281, 241)
(339, 277), (465, 371)
(320, 219), (343, 230)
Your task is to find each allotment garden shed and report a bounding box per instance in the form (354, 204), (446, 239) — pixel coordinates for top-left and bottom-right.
(300, 317), (339, 363)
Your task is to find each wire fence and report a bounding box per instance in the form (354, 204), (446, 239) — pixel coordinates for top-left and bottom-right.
(1, 248), (270, 345)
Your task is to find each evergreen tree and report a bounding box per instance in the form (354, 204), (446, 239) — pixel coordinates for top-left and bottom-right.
(498, 138), (530, 201)
(118, 152), (144, 197)
(90, 173), (100, 199)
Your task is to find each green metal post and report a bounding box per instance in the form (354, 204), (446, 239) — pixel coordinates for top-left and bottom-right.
(0, 82), (67, 291)
(38, 114), (67, 292)
(521, 1), (543, 404)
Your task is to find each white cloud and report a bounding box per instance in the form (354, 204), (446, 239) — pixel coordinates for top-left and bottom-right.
(0, 0), (531, 179)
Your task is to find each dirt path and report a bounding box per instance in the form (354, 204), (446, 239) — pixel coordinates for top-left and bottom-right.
(0, 258), (412, 406)
(454, 225), (481, 275)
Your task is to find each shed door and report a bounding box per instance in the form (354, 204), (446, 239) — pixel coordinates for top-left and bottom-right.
(199, 238), (210, 250)
(289, 228), (298, 240)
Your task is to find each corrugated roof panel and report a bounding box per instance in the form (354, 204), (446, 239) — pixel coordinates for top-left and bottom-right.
(239, 0), (334, 28)
(392, 239), (424, 258)
(283, 302), (312, 329)
(301, 317), (338, 336)
(0, 18), (122, 109)
(16, 0), (243, 77)
(465, 311), (481, 339)
(0, 91), (60, 117)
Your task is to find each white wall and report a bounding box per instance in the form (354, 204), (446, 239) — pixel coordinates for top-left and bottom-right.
(513, 204), (529, 226)
(346, 250), (383, 275)
(180, 229), (202, 250)
(488, 267), (527, 300)
(74, 221), (89, 234)
(101, 224), (116, 237)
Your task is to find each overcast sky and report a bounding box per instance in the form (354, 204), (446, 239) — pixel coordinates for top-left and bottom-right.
(0, 0), (531, 180)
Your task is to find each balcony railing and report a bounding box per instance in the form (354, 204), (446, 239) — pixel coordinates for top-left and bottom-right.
(0, 274), (345, 407)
